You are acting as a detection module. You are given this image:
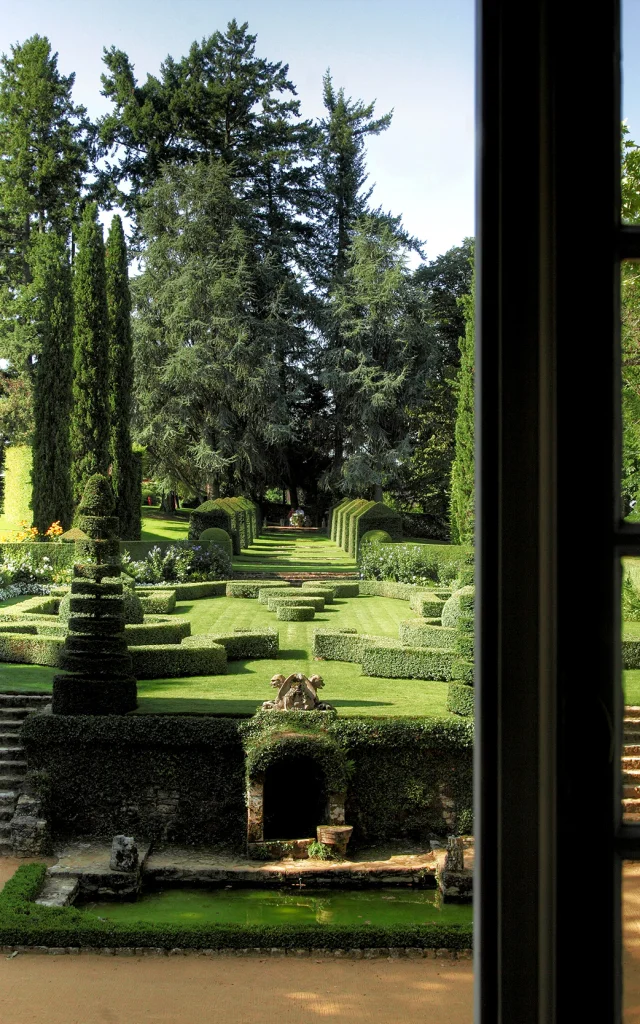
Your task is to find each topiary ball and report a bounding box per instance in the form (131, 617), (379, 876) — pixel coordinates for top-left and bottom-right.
(198, 527), (233, 558)
(58, 575), (145, 625)
(441, 585), (475, 629)
(360, 530), (393, 546)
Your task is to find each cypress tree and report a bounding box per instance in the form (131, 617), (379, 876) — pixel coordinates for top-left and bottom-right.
(69, 203), (110, 505)
(106, 216), (140, 539)
(31, 233), (74, 531)
(449, 284), (475, 545)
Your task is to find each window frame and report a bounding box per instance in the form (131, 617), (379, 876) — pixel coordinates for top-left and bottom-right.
(476, 2), (626, 1019)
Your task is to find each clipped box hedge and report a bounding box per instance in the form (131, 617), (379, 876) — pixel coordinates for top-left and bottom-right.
(0, 864), (471, 952)
(293, 587), (334, 604)
(447, 682), (474, 717)
(267, 594), (326, 612)
(325, 581), (360, 598)
(329, 498), (351, 541)
(171, 581), (228, 600)
(137, 590), (177, 614)
(227, 580), (289, 599)
(258, 586), (293, 605)
(361, 643), (456, 681)
(276, 605), (316, 621)
(408, 592), (446, 618)
(399, 620), (457, 650)
(0, 632), (63, 666)
(0, 596), (60, 619)
(623, 638), (640, 670)
(201, 629), (279, 660)
(131, 638), (227, 679)
(124, 617), (191, 647)
(313, 629), (402, 663)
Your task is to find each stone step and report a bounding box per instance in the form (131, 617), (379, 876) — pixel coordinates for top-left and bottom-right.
(0, 747), (24, 762)
(0, 790), (17, 802)
(623, 798), (640, 812)
(0, 734), (22, 748)
(0, 761), (26, 776)
(624, 745), (640, 756)
(0, 694), (51, 709)
(0, 807), (14, 822)
(623, 758), (640, 770)
(0, 720), (23, 733)
(624, 784), (640, 798)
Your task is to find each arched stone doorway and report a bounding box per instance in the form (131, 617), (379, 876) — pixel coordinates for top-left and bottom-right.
(263, 754), (327, 840)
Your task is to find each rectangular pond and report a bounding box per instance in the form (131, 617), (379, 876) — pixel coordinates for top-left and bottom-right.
(80, 887), (473, 928)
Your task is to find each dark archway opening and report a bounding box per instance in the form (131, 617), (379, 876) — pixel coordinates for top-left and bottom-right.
(263, 756), (327, 840)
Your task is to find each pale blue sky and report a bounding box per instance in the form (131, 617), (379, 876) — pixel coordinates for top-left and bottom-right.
(2, 1), (640, 261)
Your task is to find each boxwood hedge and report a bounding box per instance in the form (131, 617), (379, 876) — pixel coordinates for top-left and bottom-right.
(0, 632), (63, 666)
(227, 580), (289, 599)
(447, 682), (474, 717)
(124, 618), (192, 647)
(267, 594), (326, 612)
(399, 620), (457, 649)
(258, 586), (293, 605)
(276, 605), (316, 621)
(313, 629), (402, 663)
(131, 638), (227, 679)
(361, 644), (456, 682)
(200, 629), (278, 660)
(137, 590), (177, 614)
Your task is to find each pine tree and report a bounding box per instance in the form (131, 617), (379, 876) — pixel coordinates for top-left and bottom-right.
(69, 203), (110, 505)
(31, 233), (73, 531)
(106, 216), (139, 539)
(0, 35), (90, 374)
(449, 285), (475, 544)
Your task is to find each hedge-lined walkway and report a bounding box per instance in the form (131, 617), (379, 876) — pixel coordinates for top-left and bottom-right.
(233, 528), (358, 579)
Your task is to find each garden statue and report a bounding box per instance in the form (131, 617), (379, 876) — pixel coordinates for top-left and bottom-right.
(262, 672), (335, 712)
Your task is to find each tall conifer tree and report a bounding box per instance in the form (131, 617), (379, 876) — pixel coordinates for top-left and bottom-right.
(449, 284), (475, 544)
(106, 216), (139, 539)
(70, 203), (110, 504)
(31, 233), (73, 531)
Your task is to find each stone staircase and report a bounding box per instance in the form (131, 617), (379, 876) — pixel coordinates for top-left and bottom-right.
(0, 694), (50, 854)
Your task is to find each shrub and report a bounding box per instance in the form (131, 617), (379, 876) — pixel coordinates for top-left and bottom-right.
(326, 582), (360, 598)
(623, 572), (640, 621)
(361, 644), (456, 681)
(300, 582), (336, 597)
(313, 629), (402, 663)
(307, 840), (334, 860)
(131, 638), (227, 678)
(268, 595), (326, 612)
(447, 682), (474, 717)
(349, 502), (402, 556)
(137, 589), (177, 614)
(124, 617), (191, 646)
(276, 604), (316, 621)
(358, 542), (471, 587)
(122, 544), (232, 584)
(292, 587), (334, 604)
(59, 576), (144, 625)
(441, 586), (475, 629)
(399, 620), (457, 649)
(257, 585), (293, 605)
(623, 638), (640, 669)
(408, 592), (446, 618)
(360, 529), (393, 546)
(202, 629), (278, 659)
(198, 528), (233, 558)
(0, 632), (62, 666)
(227, 580), (288, 599)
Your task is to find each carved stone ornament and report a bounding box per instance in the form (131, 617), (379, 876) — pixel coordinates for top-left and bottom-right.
(261, 672), (335, 712)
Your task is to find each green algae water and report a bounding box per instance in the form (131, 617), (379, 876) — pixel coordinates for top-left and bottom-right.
(81, 888), (472, 928)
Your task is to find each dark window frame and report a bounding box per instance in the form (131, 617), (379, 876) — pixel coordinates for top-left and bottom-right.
(476, 1), (630, 1019)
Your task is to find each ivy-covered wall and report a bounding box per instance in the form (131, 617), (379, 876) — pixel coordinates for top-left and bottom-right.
(22, 713), (473, 850)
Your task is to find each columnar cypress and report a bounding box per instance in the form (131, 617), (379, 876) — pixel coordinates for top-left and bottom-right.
(31, 233), (74, 531)
(69, 203), (110, 505)
(106, 216), (140, 539)
(449, 286), (475, 545)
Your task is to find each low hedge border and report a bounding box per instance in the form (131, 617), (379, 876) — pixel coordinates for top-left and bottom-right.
(276, 605), (316, 621)
(137, 590), (177, 614)
(258, 586), (293, 605)
(408, 593), (445, 619)
(358, 580), (447, 607)
(447, 682), (474, 717)
(227, 581), (290, 599)
(399, 621), (457, 650)
(361, 644), (456, 682)
(313, 629), (402, 663)
(292, 588), (334, 604)
(0, 632), (63, 666)
(131, 638), (227, 679)
(267, 595), (326, 612)
(322, 582), (359, 598)
(0, 864), (471, 952)
(0, 945), (471, 958)
(124, 618), (192, 647)
(0, 596), (60, 619)
(198, 629), (279, 660)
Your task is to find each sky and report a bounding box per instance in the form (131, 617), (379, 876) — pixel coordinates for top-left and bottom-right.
(1, 0), (475, 264)
(2, 1), (640, 264)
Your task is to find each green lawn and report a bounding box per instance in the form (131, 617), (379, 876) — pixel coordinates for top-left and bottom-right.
(0, 592), (450, 718)
(140, 508), (189, 542)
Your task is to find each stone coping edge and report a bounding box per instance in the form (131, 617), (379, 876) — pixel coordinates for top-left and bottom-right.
(1, 944), (472, 960)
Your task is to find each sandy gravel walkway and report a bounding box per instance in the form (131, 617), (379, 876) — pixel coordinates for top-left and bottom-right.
(0, 858), (473, 1024)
